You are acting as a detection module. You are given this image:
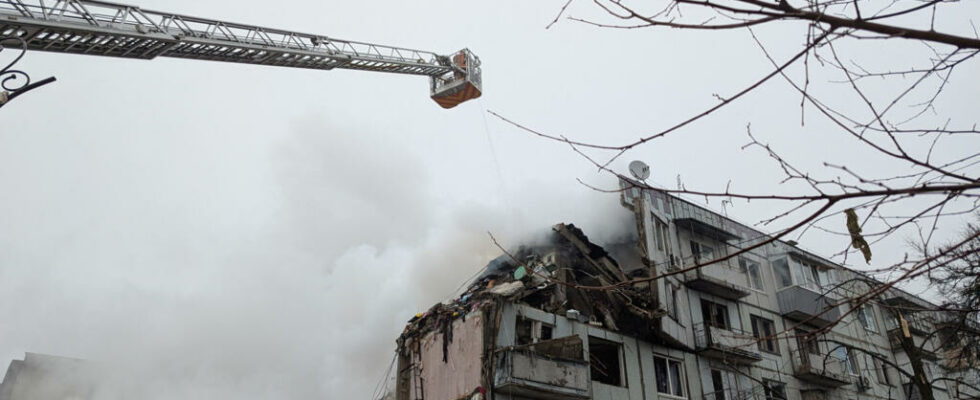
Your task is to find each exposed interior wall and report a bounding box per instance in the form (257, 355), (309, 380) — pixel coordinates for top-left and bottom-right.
(417, 312), (484, 400)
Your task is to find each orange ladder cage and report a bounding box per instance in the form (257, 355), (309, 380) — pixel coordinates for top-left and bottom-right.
(430, 49), (482, 109)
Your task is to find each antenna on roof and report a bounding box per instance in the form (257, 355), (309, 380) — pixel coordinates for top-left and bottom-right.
(628, 160), (650, 181)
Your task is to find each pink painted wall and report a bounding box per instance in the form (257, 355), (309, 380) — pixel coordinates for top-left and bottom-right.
(415, 312), (484, 400)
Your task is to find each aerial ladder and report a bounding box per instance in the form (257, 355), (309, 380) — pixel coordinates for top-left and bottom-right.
(0, 0), (482, 109)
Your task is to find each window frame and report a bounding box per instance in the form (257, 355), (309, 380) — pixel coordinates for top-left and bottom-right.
(665, 282), (679, 321)
(655, 219), (666, 252)
(770, 257), (793, 288)
(689, 240), (716, 264)
(795, 329), (820, 355)
(873, 356), (893, 386)
(832, 346), (861, 377)
(856, 303), (878, 333)
(739, 257), (765, 291)
(516, 316), (555, 346)
(750, 315), (780, 354)
(653, 355), (687, 398)
(701, 299), (730, 330)
(763, 380), (787, 400)
(588, 336), (625, 387)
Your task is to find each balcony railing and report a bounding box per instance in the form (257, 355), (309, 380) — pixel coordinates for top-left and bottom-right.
(791, 351), (851, 387)
(776, 285), (841, 327)
(493, 339), (590, 399)
(675, 257), (752, 300)
(702, 388), (761, 400)
(694, 323), (762, 364)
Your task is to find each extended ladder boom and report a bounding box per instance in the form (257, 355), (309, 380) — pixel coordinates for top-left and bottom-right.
(0, 0), (482, 108)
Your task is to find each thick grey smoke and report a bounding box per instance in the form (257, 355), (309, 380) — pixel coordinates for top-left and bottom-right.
(0, 114), (632, 399)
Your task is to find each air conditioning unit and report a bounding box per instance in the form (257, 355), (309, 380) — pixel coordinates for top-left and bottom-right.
(856, 376), (872, 391)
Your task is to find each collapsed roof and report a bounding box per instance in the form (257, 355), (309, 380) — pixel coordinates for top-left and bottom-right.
(397, 223), (668, 350)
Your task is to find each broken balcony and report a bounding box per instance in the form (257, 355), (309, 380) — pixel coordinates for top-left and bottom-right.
(885, 312), (934, 337)
(675, 259), (752, 300)
(791, 351), (851, 387)
(886, 332), (941, 361)
(493, 336), (590, 399)
(694, 323), (763, 364)
(776, 285), (841, 327)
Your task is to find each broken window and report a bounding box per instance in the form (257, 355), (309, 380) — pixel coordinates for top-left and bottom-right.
(701, 299), (730, 330)
(751, 315), (779, 354)
(689, 241), (715, 264)
(739, 258), (764, 290)
(770, 257), (792, 288)
(763, 380), (787, 400)
(589, 337), (624, 387)
(516, 316), (554, 346)
(653, 356), (685, 397)
(540, 324), (553, 341)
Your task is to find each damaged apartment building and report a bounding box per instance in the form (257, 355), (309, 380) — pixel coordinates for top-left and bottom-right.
(394, 179), (980, 400)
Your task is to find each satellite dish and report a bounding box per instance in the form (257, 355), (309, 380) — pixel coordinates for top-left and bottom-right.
(629, 160), (650, 181)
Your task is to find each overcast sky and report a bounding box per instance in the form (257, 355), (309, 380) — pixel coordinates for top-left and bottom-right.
(1, 0), (978, 398)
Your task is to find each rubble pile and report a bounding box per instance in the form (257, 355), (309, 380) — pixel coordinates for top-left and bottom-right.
(397, 222), (664, 355)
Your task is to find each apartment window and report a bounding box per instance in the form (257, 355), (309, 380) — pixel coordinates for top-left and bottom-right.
(857, 304), (878, 333)
(796, 329), (820, 355)
(874, 357), (893, 386)
(589, 337), (624, 386)
(655, 220), (667, 252)
(751, 315), (779, 354)
(654, 356), (686, 397)
(739, 258), (764, 290)
(818, 267), (837, 287)
(832, 346), (860, 376)
(771, 257), (793, 288)
(655, 219), (675, 264)
(690, 241), (715, 263)
(848, 352), (860, 377)
(763, 380), (787, 400)
(516, 316), (553, 345)
(793, 259), (822, 290)
(540, 325), (553, 340)
(710, 370), (725, 400)
(701, 299), (730, 330)
(665, 283), (679, 320)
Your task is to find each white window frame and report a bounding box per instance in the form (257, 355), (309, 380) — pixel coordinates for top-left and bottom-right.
(739, 257), (765, 291)
(516, 316), (554, 345)
(857, 304), (878, 333)
(653, 355), (687, 398)
(770, 257), (793, 288)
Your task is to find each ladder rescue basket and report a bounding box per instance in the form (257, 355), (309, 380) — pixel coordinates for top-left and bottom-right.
(430, 49), (482, 109)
